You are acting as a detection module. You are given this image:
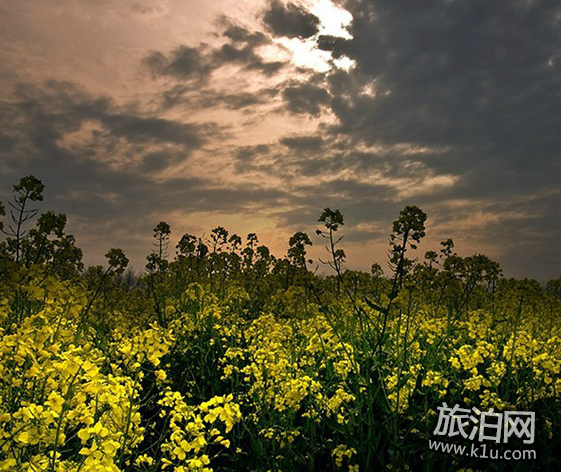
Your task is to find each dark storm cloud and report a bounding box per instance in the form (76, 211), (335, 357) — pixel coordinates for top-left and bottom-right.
(282, 81), (331, 115)
(291, 0), (561, 279)
(236, 144), (271, 162)
(232, 144), (274, 174)
(144, 21), (285, 83)
(280, 135), (324, 151)
(0, 80), (286, 218)
(0, 79), (291, 266)
(3, 0), (561, 280)
(263, 1), (321, 39)
(237, 130), (441, 184)
(139, 150), (183, 172)
(317, 35), (352, 59)
(160, 84), (279, 111)
(220, 21), (269, 46)
(218, 89), (280, 109)
(99, 113), (206, 146)
(0, 81), (214, 181)
(328, 0), (561, 177)
(143, 46), (212, 82)
(275, 177), (397, 230)
(212, 42), (284, 75)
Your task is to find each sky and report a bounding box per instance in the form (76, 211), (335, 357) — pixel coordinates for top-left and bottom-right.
(1, 0), (560, 281)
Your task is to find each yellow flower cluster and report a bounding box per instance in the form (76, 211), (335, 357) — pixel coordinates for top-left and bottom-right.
(220, 312), (357, 425)
(158, 390), (241, 471)
(376, 304), (561, 415)
(0, 278), (145, 472)
(3, 268), (561, 471)
(332, 444), (358, 470)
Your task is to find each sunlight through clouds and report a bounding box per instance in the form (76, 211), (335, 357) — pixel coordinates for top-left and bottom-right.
(307, 0), (353, 38)
(272, 0), (355, 72)
(275, 37), (334, 71)
(2, 0), (560, 279)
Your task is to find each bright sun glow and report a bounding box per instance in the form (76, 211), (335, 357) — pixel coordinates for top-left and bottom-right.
(275, 37), (334, 72)
(272, 0), (355, 72)
(307, 0), (353, 38)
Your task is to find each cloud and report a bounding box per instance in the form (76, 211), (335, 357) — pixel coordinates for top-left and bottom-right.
(143, 20), (286, 84)
(0, 80), (217, 183)
(2, 0), (561, 280)
(212, 42), (284, 75)
(317, 35), (352, 59)
(219, 19), (269, 47)
(143, 46), (212, 82)
(5, 80), (214, 150)
(98, 113), (207, 147)
(0, 80), (292, 266)
(280, 135), (324, 151)
(282, 81), (331, 115)
(159, 84), (280, 112)
(328, 0), (561, 167)
(263, 1), (321, 39)
(288, 0), (561, 278)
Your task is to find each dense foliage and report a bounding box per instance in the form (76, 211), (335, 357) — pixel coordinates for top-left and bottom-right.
(1, 176), (560, 471)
